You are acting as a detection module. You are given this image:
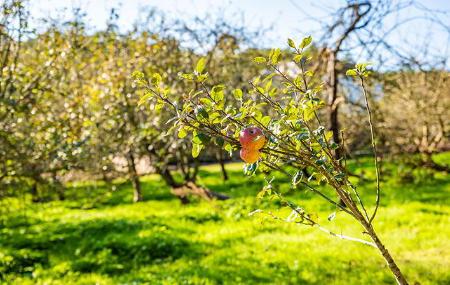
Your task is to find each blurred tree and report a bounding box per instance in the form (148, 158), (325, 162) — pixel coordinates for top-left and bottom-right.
(1, 2), (89, 201)
(379, 69), (449, 172)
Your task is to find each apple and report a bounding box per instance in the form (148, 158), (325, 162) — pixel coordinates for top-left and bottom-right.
(240, 148), (260, 164)
(239, 127), (266, 150)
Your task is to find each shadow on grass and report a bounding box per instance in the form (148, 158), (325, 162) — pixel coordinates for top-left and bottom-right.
(0, 217), (204, 277)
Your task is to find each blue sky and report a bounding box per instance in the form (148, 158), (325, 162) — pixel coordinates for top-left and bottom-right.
(29, 0), (450, 68)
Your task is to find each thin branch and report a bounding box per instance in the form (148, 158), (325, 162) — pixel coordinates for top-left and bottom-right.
(315, 224), (377, 248)
(261, 161), (353, 216)
(360, 77), (381, 224)
(266, 191), (376, 248)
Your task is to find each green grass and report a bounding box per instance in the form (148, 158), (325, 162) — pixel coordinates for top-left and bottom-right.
(0, 154), (449, 284)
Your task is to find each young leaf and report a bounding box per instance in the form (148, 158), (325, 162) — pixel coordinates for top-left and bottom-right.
(261, 116), (271, 127)
(346, 69), (358, 76)
(151, 73), (162, 86)
(253, 57), (267, 64)
(293, 54), (303, 63)
(196, 57), (206, 73)
(270, 48), (281, 65)
(233, 88), (243, 101)
(287, 38), (296, 48)
(300, 36), (312, 49)
(178, 127), (188, 138)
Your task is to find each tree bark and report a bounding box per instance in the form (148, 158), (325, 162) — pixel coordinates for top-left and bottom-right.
(102, 170), (113, 190)
(327, 50), (343, 161)
(146, 148), (229, 203)
(30, 180), (39, 203)
(126, 151), (143, 202)
(52, 171), (65, 201)
(362, 221), (409, 285)
(217, 150), (229, 181)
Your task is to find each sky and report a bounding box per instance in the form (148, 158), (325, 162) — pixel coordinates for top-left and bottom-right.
(28, 0), (450, 68)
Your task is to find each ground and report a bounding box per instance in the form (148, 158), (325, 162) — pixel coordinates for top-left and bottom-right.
(0, 154), (449, 285)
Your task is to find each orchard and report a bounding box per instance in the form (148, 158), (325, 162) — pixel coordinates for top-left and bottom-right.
(1, 1), (449, 284)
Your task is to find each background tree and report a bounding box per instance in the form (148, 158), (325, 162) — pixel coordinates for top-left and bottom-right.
(379, 69), (449, 172)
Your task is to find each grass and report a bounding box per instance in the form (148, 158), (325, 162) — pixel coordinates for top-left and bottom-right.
(0, 153), (449, 284)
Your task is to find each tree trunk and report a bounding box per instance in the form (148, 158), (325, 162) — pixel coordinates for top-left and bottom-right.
(52, 172), (65, 201)
(126, 151), (143, 202)
(362, 221), (409, 285)
(156, 165), (181, 188)
(189, 158), (200, 182)
(153, 162), (190, 204)
(327, 51), (345, 207)
(146, 148), (229, 204)
(327, 50), (343, 161)
(102, 170), (113, 190)
(217, 150), (229, 181)
(30, 180), (40, 203)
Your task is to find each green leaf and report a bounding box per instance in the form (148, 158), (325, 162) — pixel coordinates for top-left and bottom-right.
(300, 36), (312, 49)
(261, 116), (271, 127)
(196, 73), (208, 82)
(215, 137), (224, 147)
(195, 57), (206, 73)
(257, 189), (267, 199)
(179, 72), (194, 80)
(346, 69), (358, 76)
(224, 143), (234, 156)
(233, 88), (243, 101)
(178, 128), (188, 138)
(287, 38), (296, 48)
(270, 48), (281, 65)
(155, 99), (164, 111)
(296, 131), (309, 141)
(211, 85), (225, 102)
(199, 97), (212, 106)
(264, 80), (272, 92)
(151, 73), (162, 86)
(131, 70), (144, 80)
(293, 54), (303, 63)
(132, 70), (146, 86)
(193, 133), (210, 144)
(195, 106), (209, 120)
(304, 70), (313, 77)
(192, 143), (203, 158)
(138, 92), (152, 106)
(253, 57), (267, 64)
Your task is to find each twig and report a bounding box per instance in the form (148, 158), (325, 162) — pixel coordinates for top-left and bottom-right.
(315, 224), (376, 248)
(359, 77), (380, 224)
(267, 191), (376, 248)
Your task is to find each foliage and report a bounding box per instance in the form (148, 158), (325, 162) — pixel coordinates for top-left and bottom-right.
(0, 2), (266, 202)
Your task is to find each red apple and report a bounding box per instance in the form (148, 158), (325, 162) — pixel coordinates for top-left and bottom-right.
(240, 148), (261, 164)
(239, 127), (266, 150)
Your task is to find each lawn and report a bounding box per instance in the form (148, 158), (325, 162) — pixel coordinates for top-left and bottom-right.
(0, 154), (449, 284)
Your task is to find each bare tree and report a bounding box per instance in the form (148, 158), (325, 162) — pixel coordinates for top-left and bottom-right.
(290, 0), (450, 158)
